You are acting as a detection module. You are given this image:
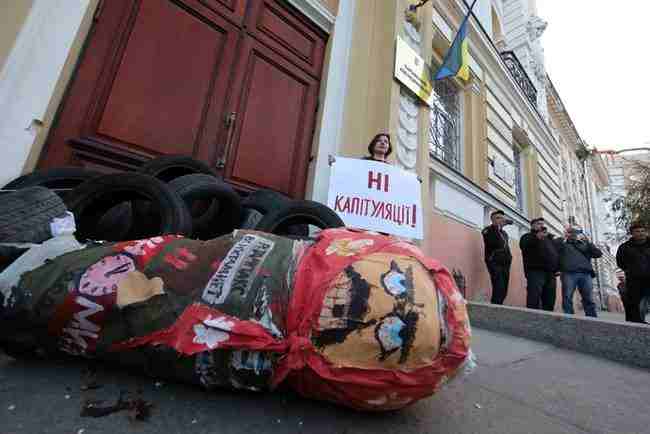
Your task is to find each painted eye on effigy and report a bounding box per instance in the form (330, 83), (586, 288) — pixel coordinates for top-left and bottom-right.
(374, 310), (418, 363)
(375, 315), (406, 355)
(381, 260), (413, 299)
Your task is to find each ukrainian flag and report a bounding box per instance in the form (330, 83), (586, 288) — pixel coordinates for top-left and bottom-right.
(434, 0), (476, 81)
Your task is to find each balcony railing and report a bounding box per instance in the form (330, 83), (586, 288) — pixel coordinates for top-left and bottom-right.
(500, 51), (538, 108)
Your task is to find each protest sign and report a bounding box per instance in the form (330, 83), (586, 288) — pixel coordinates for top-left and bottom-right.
(327, 157), (423, 239)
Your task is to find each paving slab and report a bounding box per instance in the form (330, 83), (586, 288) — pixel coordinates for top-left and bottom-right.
(1, 328), (648, 434)
(468, 302), (650, 369)
(469, 329), (650, 434)
(470, 325), (554, 367)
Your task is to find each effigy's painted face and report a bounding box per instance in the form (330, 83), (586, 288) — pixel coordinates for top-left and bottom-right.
(314, 253), (441, 370)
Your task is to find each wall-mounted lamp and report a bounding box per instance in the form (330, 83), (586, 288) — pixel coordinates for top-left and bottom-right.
(408, 0), (431, 12)
(405, 0), (431, 29)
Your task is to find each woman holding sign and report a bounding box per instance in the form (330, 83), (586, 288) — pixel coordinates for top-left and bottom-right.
(327, 132), (422, 241)
(363, 133), (393, 164)
(328, 133), (393, 166)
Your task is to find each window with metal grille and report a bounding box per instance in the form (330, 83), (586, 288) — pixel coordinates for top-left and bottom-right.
(513, 146), (524, 211)
(429, 79), (460, 171)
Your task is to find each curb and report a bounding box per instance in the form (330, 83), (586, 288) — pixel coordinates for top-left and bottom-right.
(467, 302), (650, 370)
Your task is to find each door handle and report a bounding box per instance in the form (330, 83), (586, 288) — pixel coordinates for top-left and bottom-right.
(216, 111), (237, 170)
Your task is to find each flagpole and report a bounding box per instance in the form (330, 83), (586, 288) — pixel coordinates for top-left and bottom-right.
(461, 0), (479, 20)
(461, 0), (499, 50)
(459, 0), (479, 30)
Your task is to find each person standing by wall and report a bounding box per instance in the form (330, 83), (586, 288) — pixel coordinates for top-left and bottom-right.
(482, 210), (513, 305)
(327, 133), (393, 166)
(520, 218), (560, 311)
(616, 222), (650, 324)
(362, 133), (392, 163)
(556, 227), (602, 318)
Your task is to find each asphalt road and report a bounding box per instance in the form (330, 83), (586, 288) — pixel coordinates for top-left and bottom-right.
(2, 328), (649, 434)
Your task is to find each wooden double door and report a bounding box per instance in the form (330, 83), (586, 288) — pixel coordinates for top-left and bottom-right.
(40, 0), (327, 198)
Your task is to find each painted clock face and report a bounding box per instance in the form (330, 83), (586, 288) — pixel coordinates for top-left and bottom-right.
(78, 254), (136, 297)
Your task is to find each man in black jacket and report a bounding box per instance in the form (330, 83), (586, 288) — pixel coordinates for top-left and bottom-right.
(616, 222), (650, 323)
(520, 218), (559, 311)
(556, 227), (602, 317)
(482, 210), (513, 305)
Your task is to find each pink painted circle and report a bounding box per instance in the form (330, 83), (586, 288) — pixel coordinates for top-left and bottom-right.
(78, 254), (136, 297)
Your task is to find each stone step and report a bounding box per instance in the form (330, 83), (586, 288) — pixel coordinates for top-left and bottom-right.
(468, 302), (650, 370)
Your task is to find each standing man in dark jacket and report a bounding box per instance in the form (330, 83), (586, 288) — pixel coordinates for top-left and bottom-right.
(616, 222), (650, 323)
(482, 210), (513, 305)
(556, 227), (602, 317)
(520, 218), (559, 311)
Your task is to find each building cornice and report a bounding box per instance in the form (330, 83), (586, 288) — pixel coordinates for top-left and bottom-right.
(546, 74), (585, 152)
(590, 152), (610, 188)
(443, 0), (560, 158)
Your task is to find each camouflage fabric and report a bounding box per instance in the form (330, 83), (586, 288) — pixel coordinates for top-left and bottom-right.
(1, 231), (307, 391)
(0, 229), (473, 410)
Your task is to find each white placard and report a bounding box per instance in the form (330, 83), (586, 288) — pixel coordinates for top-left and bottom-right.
(327, 157), (423, 239)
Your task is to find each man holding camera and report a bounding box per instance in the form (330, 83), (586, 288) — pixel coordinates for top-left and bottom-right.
(520, 218), (560, 311)
(556, 227), (602, 317)
(616, 222), (650, 323)
(482, 210), (513, 305)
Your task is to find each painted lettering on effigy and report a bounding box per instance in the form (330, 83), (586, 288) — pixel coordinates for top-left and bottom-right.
(60, 296), (105, 355)
(202, 235), (275, 305)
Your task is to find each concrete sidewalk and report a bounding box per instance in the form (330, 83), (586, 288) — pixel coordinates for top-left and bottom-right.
(468, 303), (650, 369)
(1, 328), (649, 434)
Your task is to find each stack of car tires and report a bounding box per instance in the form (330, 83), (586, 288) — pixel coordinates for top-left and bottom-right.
(0, 155), (344, 244)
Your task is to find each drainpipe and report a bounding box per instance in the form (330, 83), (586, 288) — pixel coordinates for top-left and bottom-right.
(580, 155), (603, 310)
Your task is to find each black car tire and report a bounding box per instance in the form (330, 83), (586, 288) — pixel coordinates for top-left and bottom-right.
(2, 167), (134, 239)
(65, 173), (192, 241)
(2, 167), (102, 197)
(241, 189), (290, 214)
(168, 174), (241, 239)
(138, 155), (217, 182)
(239, 208), (264, 229)
(253, 200), (344, 235)
(241, 190), (309, 236)
(0, 186), (68, 243)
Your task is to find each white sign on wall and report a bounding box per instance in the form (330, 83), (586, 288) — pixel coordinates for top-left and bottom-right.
(327, 157), (423, 239)
(492, 154), (515, 187)
(394, 37), (433, 108)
